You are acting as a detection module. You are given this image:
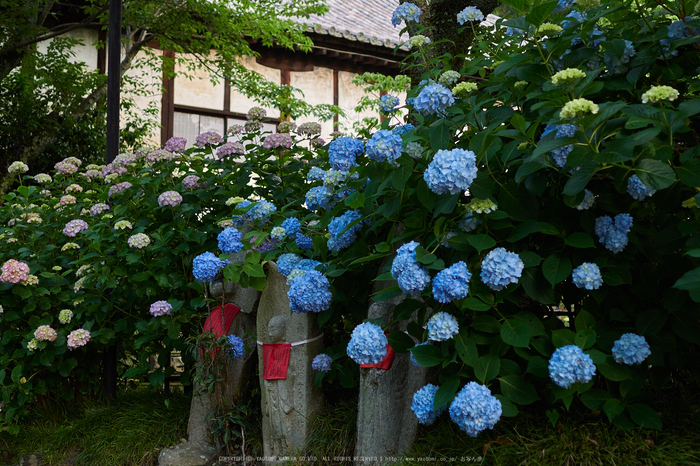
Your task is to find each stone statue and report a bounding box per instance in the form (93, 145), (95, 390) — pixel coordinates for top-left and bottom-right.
(354, 276), (427, 465)
(159, 247), (261, 466)
(257, 261), (324, 464)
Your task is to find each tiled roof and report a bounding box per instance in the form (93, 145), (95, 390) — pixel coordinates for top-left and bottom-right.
(304, 0), (407, 49)
(303, 2), (501, 50)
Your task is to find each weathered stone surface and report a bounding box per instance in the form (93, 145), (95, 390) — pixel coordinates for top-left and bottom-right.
(354, 295), (427, 466)
(257, 262), (324, 464)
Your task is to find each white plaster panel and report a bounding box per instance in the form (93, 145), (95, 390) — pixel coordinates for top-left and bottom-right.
(122, 48), (162, 148)
(292, 66), (334, 139)
(36, 28), (99, 70)
(173, 52), (225, 110)
(229, 55), (281, 119)
(337, 70), (378, 135)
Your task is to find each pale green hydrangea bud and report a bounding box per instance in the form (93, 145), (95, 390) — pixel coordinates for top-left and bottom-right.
(560, 98), (599, 119)
(467, 198), (498, 214)
(682, 197), (698, 208)
(453, 82), (478, 98)
(226, 197), (244, 206)
(408, 35), (431, 48)
(59, 309), (73, 324)
(114, 220), (133, 230)
(62, 242), (81, 251)
(517, 142), (528, 150)
(8, 161), (29, 174)
(551, 68), (587, 86)
(537, 23), (563, 35)
(52, 266), (62, 271)
(104, 173), (119, 183)
(27, 338), (38, 351)
(514, 81), (528, 90)
(641, 85), (679, 104)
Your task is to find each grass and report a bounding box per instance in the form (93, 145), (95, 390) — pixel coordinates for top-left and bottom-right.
(3, 385), (700, 466)
(0, 389), (190, 466)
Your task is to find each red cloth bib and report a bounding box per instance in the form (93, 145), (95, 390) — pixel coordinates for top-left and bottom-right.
(200, 303), (241, 357)
(262, 343), (292, 380)
(360, 343), (396, 370)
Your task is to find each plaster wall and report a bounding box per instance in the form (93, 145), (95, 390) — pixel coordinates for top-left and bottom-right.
(229, 56), (281, 119)
(291, 66), (335, 138)
(173, 51), (226, 111)
(36, 28), (99, 71)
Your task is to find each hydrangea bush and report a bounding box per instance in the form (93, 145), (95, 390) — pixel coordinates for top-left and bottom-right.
(3, 0), (700, 436)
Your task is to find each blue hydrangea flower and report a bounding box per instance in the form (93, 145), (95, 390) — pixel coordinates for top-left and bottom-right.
(295, 233), (313, 250)
(392, 124), (415, 136)
(410, 341), (429, 367)
(306, 186), (334, 211)
(281, 217), (301, 236)
(288, 270), (332, 313)
(457, 6), (484, 25)
(193, 251), (226, 282)
(576, 189), (595, 210)
(307, 166), (326, 182)
(398, 262), (431, 295)
(277, 253), (302, 277)
(312, 353), (333, 371)
(412, 384), (446, 425)
(413, 83), (455, 115)
(271, 226), (286, 241)
(379, 94), (400, 114)
(427, 312), (459, 341)
(245, 200), (276, 224)
(392, 2), (422, 27)
(232, 200), (252, 226)
(391, 253), (417, 280)
(329, 136), (364, 172)
(554, 0), (575, 13)
(480, 248), (524, 291)
(218, 227), (243, 254)
(604, 40), (636, 75)
(449, 382), (502, 437)
(572, 262), (603, 290)
(366, 130), (403, 164)
(226, 335), (245, 359)
(627, 174), (656, 200)
(612, 333), (651, 365)
(424, 148), (477, 195)
(347, 322), (387, 364)
(561, 10), (585, 29)
(541, 123), (576, 168)
(432, 262), (471, 303)
(459, 212), (482, 232)
(548, 345), (596, 388)
(327, 210), (363, 252)
(595, 213), (633, 253)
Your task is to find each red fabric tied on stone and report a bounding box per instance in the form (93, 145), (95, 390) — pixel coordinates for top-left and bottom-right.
(200, 303), (241, 357)
(360, 342), (396, 370)
(262, 343), (292, 380)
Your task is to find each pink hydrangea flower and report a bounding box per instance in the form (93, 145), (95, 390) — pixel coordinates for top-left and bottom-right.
(158, 190), (183, 207)
(108, 182), (132, 197)
(55, 162), (78, 175)
(149, 300), (173, 317)
(262, 133), (293, 150)
(0, 259), (30, 284)
(63, 219), (89, 237)
(164, 137), (187, 153)
(67, 329), (91, 350)
(216, 141), (245, 158)
(59, 195), (77, 206)
(182, 175), (200, 189)
(195, 131), (223, 147)
(89, 203), (110, 216)
(34, 325), (57, 342)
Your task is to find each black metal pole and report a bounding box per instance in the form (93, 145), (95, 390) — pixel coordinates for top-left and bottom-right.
(104, 0), (121, 401)
(106, 0), (121, 164)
